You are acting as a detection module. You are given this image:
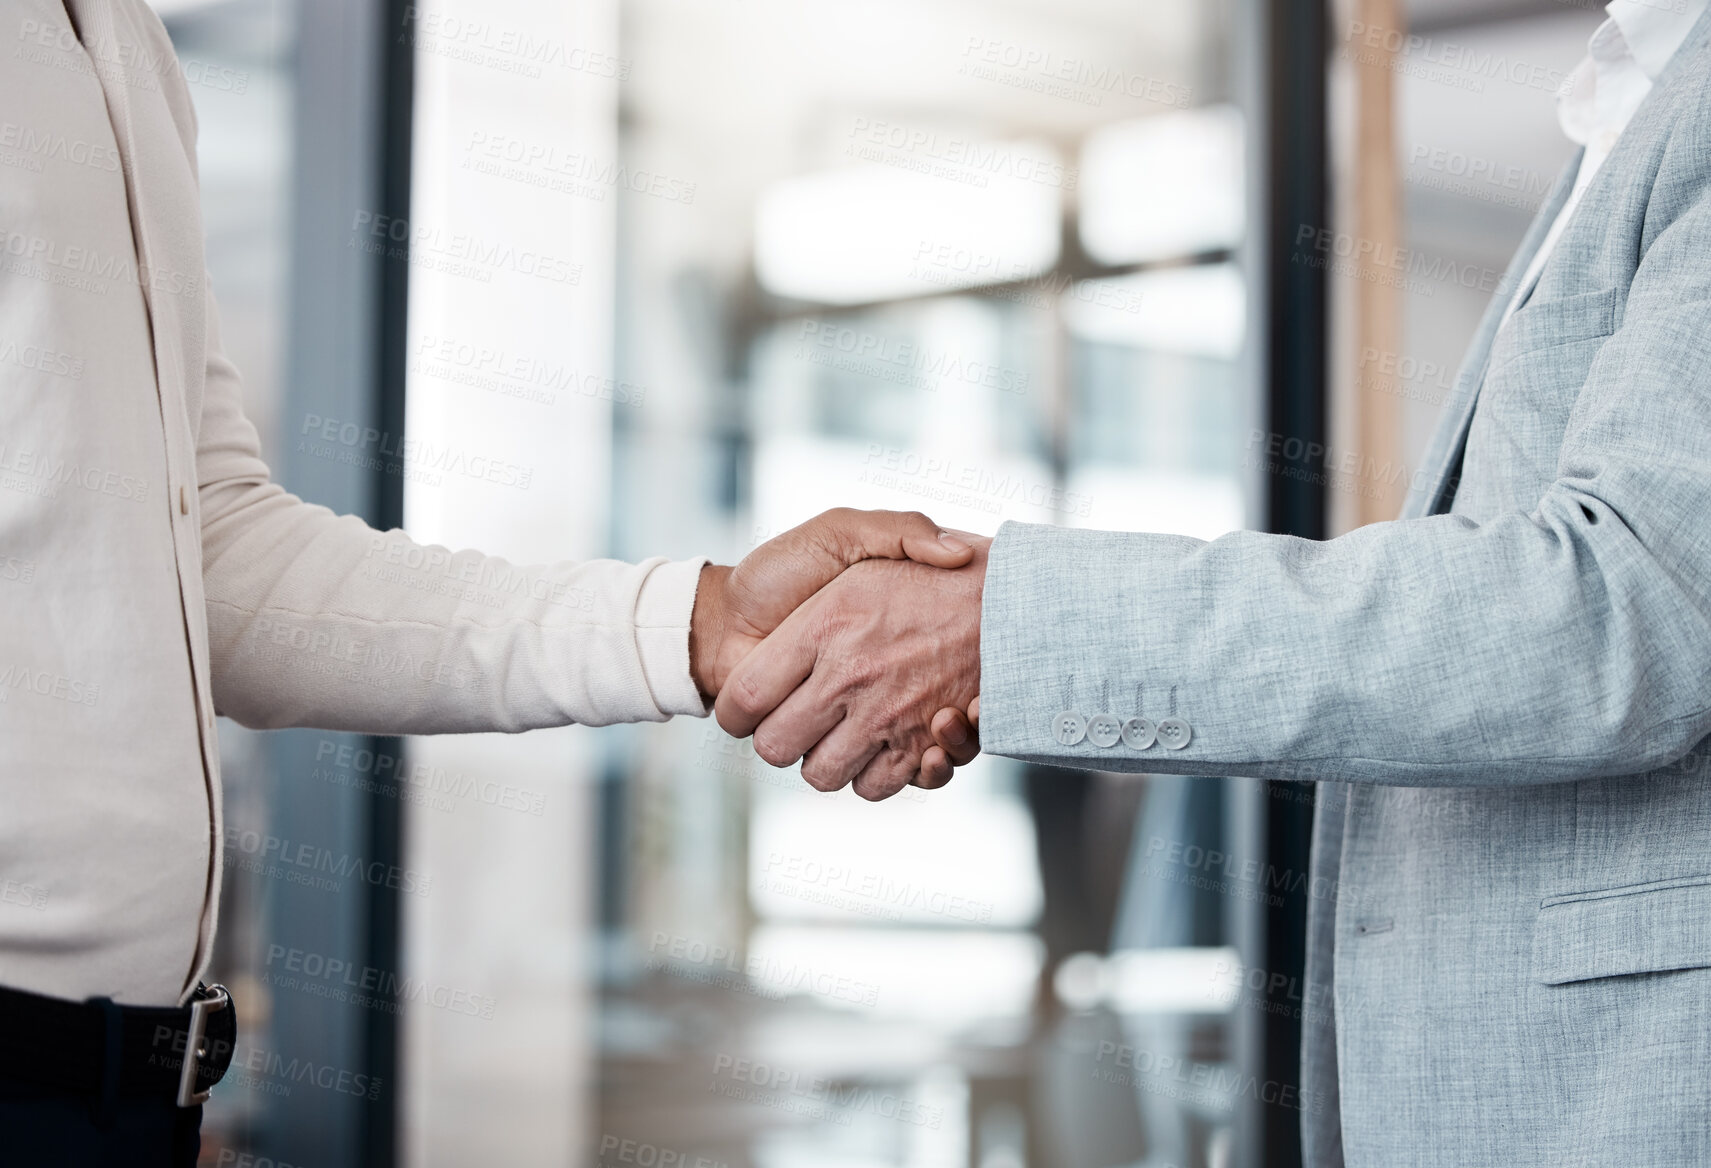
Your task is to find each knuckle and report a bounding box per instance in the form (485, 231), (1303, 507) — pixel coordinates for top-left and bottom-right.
(800, 761), (844, 792)
(872, 697), (914, 738)
(726, 676), (767, 721)
(714, 703), (755, 739)
(843, 663), (879, 696)
(862, 766), (917, 803)
(857, 750), (915, 801)
(816, 605), (858, 644)
(822, 508), (859, 548)
(753, 734), (793, 769)
(853, 768), (902, 802)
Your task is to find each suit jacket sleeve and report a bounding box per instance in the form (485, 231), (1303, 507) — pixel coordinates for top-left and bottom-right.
(979, 120), (1711, 787)
(194, 290), (709, 733)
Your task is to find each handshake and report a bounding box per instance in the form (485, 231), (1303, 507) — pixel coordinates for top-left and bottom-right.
(688, 509), (986, 800)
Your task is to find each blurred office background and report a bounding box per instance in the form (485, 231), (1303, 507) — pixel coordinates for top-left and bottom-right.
(157, 0), (1599, 1164)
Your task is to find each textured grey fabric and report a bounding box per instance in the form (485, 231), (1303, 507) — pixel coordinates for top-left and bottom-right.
(979, 11), (1711, 1166)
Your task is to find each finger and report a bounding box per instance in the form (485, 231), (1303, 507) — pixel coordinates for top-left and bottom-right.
(751, 680), (846, 769)
(714, 606), (820, 738)
(916, 746), (956, 790)
(796, 720), (884, 794)
(968, 695), (980, 726)
(816, 508), (973, 570)
(850, 743), (919, 802)
(727, 509), (970, 634)
(893, 516), (976, 569)
(929, 707), (980, 767)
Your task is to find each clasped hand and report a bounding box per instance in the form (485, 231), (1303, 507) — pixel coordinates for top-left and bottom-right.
(690, 509), (984, 800)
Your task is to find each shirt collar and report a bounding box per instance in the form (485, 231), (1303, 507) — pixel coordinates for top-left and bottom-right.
(1557, 0), (1706, 147)
(1608, 0), (1708, 80)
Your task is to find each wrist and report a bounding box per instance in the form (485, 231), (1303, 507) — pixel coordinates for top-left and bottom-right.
(689, 563), (734, 700)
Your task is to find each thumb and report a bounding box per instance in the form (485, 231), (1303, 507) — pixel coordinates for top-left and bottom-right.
(807, 507), (974, 570)
(727, 509), (971, 635)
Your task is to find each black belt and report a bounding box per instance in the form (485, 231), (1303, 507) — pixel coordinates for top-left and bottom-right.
(0, 981), (235, 1107)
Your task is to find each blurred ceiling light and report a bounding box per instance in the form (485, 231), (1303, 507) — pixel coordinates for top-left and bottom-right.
(1105, 946), (1242, 1014)
(754, 143), (1062, 305)
(1063, 262), (1244, 359)
(1079, 104), (1245, 265)
(1047, 947), (1244, 1013)
(1052, 951), (1108, 1013)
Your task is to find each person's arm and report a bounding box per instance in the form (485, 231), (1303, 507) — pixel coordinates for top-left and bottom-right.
(193, 291), (972, 735)
(723, 111), (1711, 791)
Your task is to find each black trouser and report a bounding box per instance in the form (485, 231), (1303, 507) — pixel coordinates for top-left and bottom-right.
(0, 981), (231, 1168)
(0, 1077), (201, 1167)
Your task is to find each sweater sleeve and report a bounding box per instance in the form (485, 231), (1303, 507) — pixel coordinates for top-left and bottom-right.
(195, 288), (709, 734)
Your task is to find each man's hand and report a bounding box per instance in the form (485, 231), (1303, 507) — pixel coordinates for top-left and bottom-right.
(921, 697), (980, 788)
(688, 509), (973, 700)
(712, 539), (988, 801)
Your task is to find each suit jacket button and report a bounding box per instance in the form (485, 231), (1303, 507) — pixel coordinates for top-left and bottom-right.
(1053, 712), (1087, 746)
(1157, 718), (1193, 750)
(1121, 717), (1156, 750)
(1086, 714), (1122, 747)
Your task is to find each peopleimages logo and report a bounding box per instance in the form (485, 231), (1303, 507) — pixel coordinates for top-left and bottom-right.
(0, 121), (120, 171)
(348, 211), (582, 287)
(402, 8), (631, 80)
(1339, 21), (1569, 93)
(598, 1135), (728, 1168)
(245, 613), (475, 693)
(0, 338), (84, 379)
(13, 18), (248, 94)
(795, 319), (1030, 395)
(709, 1054), (945, 1129)
(412, 333), (646, 408)
(858, 444), (1093, 520)
(264, 944), (496, 1019)
(222, 826), (432, 897)
(958, 36), (1193, 108)
(360, 533), (595, 615)
(1293, 223), (1505, 295)
(1407, 144), (1554, 210)
(845, 117), (1077, 190)
(0, 443), (149, 504)
(0, 662), (99, 707)
(0, 226), (200, 296)
(214, 1152), (307, 1168)
(1092, 1040), (1326, 1115)
(312, 738), (548, 817)
(298, 413), (534, 491)
(463, 131), (696, 204)
(647, 930), (882, 1007)
(761, 851), (994, 925)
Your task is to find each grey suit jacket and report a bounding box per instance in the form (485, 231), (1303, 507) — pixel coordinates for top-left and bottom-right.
(979, 12), (1711, 1165)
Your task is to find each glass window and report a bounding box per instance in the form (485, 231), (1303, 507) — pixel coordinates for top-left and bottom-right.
(593, 2), (1251, 1166)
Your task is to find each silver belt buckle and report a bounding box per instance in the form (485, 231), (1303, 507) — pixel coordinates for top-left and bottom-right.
(176, 983), (231, 1107)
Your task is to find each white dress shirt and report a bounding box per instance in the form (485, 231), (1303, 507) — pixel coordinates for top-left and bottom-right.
(1505, 0), (1710, 317)
(1, 0), (705, 1006)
